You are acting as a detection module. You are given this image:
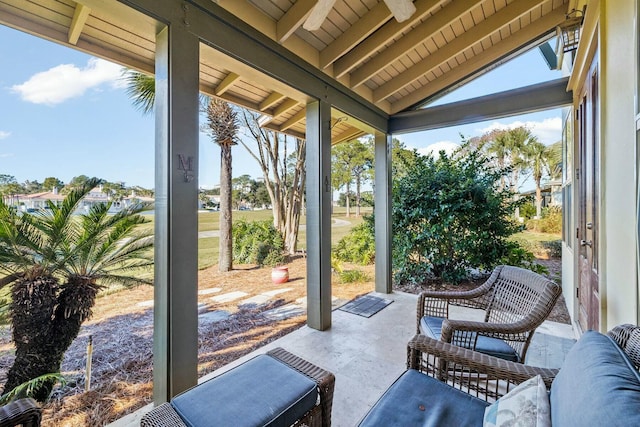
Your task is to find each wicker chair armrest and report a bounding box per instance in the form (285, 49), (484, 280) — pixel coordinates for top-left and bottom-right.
(140, 403), (186, 427)
(441, 318), (535, 343)
(0, 398), (42, 427)
(407, 334), (558, 400)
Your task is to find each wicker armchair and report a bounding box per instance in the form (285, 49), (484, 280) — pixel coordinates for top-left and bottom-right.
(140, 347), (334, 427)
(417, 265), (562, 362)
(0, 398), (41, 427)
(407, 324), (640, 402)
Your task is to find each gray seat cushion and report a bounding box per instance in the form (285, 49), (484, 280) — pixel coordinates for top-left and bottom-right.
(550, 330), (640, 427)
(421, 316), (519, 362)
(358, 369), (488, 427)
(171, 354), (318, 427)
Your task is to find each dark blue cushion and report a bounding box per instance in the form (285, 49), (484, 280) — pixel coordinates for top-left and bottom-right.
(420, 316), (519, 362)
(550, 330), (640, 427)
(171, 354), (318, 427)
(359, 369), (488, 427)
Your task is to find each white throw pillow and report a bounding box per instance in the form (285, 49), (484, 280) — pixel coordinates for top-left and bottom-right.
(483, 375), (551, 427)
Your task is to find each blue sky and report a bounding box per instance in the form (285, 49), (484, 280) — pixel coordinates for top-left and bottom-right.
(0, 24), (564, 191)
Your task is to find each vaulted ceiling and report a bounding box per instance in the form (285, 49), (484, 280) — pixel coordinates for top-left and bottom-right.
(0, 0), (573, 141)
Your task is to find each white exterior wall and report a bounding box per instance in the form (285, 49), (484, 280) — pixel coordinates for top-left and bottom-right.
(600, 0), (638, 330)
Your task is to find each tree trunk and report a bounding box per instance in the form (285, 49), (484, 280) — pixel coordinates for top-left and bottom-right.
(5, 275), (102, 401)
(219, 142), (233, 272)
(345, 182), (351, 217)
(5, 276), (59, 401)
(355, 173), (361, 217)
(535, 177), (543, 218)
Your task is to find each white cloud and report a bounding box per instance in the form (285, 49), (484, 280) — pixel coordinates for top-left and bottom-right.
(476, 117), (562, 145)
(11, 58), (124, 105)
(0, 153), (13, 158)
(0, 131), (10, 140)
(417, 140), (460, 157)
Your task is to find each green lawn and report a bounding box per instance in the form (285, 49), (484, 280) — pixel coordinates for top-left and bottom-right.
(140, 207), (371, 270)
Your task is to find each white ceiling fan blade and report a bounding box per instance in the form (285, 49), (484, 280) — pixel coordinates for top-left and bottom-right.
(383, 0), (417, 22)
(303, 0), (338, 31)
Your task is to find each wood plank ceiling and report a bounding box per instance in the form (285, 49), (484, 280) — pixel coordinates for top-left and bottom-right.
(0, 0), (571, 142)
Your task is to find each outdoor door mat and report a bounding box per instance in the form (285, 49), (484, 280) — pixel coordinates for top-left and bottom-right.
(338, 295), (393, 318)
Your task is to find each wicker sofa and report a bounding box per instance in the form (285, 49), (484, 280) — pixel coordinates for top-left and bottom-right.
(359, 324), (640, 426)
(140, 347), (334, 427)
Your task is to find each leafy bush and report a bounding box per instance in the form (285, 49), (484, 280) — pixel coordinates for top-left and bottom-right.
(541, 240), (562, 258)
(519, 200), (536, 219)
(526, 206), (562, 233)
(392, 151), (520, 284)
(232, 220), (284, 266)
(500, 241), (548, 275)
(334, 216), (375, 265)
(339, 269), (370, 283)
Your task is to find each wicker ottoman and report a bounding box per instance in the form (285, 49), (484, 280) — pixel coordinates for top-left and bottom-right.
(140, 348), (334, 427)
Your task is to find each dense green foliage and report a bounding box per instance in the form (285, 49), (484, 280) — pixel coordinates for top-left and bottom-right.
(392, 151), (521, 284)
(334, 216), (375, 265)
(232, 220), (284, 266)
(526, 206), (562, 234)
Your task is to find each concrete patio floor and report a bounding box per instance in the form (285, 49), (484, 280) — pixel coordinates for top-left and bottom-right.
(112, 291), (577, 426)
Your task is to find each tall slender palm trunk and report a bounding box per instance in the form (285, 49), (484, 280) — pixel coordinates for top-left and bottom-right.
(219, 143), (233, 272)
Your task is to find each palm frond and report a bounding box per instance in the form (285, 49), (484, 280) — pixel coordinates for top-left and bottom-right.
(122, 69), (155, 115)
(0, 372), (66, 404)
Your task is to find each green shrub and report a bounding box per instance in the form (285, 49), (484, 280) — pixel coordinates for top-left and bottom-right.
(519, 200), (536, 219)
(232, 220), (284, 267)
(339, 269), (370, 283)
(392, 151), (520, 284)
(334, 216), (375, 265)
(526, 206), (562, 233)
(500, 241), (548, 275)
(541, 240), (562, 258)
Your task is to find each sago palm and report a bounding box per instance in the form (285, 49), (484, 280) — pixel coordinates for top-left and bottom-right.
(0, 178), (153, 400)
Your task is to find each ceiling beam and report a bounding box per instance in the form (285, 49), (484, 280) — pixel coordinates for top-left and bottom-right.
(350, 0), (473, 87)
(374, 0), (545, 102)
(0, 3), (154, 73)
(214, 72), (240, 96)
(68, 3), (91, 45)
(332, 127), (365, 145)
(259, 92), (285, 111)
(390, 7), (566, 113)
(199, 83), (261, 113)
(389, 78), (572, 133)
(319, 1), (392, 69)
(272, 98), (300, 118)
(280, 109), (306, 131)
(333, 0), (444, 78)
(260, 123), (306, 140)
(276, 0), (316, 43)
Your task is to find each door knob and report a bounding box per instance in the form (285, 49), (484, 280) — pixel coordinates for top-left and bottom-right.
(580, 239), (592, 247)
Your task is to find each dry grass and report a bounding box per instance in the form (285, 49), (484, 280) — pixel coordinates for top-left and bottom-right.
(0, 257), (375, 426)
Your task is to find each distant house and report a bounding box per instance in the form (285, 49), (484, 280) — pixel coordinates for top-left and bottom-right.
(520, 180), (562, 210)
(17, 186), (154, 213)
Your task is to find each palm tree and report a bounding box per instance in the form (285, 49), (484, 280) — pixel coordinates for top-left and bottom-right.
(204, 99), (239, 272)
(124, 71), (238, 271)
(0, 178), (153, 400)
(526, 140), (550, 218)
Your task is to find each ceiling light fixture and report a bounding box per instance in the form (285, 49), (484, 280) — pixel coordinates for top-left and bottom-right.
(304, 0), (416, 31)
